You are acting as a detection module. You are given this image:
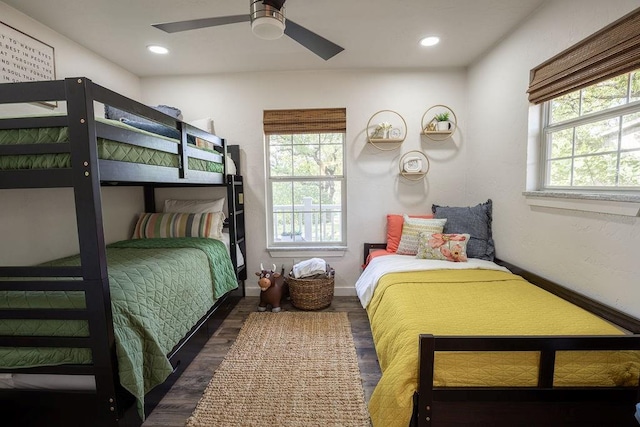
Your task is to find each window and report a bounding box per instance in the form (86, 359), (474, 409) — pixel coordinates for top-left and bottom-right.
(528, 7), (640, 194)
(264, 108), (346, 248)
(542, 69), (640, 190)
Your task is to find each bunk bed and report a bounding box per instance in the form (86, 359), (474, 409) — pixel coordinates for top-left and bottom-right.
(0, 77), (247, 426)
(361, 243), (640, 427)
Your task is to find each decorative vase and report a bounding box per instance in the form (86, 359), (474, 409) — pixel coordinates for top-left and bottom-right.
(436, 121), (450, 131)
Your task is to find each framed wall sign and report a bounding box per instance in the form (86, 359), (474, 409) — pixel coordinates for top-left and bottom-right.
(0, 21), (56, 106)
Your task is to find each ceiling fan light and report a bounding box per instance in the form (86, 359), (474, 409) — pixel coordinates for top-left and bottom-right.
(251, 16), (285, 40)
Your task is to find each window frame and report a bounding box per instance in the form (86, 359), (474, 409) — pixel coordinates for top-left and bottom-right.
(265, 131), (347, 250)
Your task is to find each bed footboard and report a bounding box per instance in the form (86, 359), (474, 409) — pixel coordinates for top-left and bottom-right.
(416, 334), (640, 427)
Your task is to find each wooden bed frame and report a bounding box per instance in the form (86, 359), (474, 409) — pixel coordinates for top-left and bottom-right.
(363, 243), (640, 427)
(0, 77), (247, 426)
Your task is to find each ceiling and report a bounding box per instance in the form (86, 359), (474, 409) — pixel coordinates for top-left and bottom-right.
(4, 0), (547, 77)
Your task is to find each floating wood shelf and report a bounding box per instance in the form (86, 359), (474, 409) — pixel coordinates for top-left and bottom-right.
(369, 138), (404, 143)
(366, 110), (407, 151)
(421, 130), (453, 135)
(421, 104), (457, 141)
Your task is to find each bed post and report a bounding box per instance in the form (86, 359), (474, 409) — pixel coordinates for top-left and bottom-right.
(65, 77), (121, 424)
(417, 335), (435, 427)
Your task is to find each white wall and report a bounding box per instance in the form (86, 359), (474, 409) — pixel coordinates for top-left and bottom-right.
(0, 2), (143, 264)
(5, 0), (636, 319)
(467, 0), (640, 318)
(140, 70), (468, 296)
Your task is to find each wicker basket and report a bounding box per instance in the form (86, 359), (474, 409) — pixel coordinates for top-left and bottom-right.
(286, 274), (335, 310)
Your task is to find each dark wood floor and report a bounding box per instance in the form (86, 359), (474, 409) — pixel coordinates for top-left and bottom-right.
(142, 296), (381, 426)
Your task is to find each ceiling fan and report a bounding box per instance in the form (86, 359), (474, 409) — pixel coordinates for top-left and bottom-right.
(153, 0), (344, 61)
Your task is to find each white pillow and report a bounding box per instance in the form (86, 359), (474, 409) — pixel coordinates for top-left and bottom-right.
(396, 215), (447, 255)
(189, 117), (214, 133)
(226, 157), (237, 175)
(163, 198), (225, 213)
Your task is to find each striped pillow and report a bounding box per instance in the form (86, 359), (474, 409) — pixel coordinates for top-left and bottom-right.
(396, 215), (447, 255)
(132, 212), (225, 239)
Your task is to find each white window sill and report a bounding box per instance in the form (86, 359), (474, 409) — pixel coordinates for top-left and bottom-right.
(267, 247), (347, 258)
(523, 191), (640, 217)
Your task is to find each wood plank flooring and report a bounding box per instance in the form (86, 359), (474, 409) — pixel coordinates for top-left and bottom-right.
(142, 296), (381, 426)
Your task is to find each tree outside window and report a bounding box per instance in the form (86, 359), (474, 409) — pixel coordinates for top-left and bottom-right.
(544, 69), (640, 189)
(264, 109), (346, 248)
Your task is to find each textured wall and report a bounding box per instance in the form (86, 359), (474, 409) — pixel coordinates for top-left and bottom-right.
(466, 0), (640, 317)
(140, 69), (468, 296)
(0, 2), (143, 264)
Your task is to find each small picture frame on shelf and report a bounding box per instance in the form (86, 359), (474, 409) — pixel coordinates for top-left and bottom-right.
(403, 156), (422, 173)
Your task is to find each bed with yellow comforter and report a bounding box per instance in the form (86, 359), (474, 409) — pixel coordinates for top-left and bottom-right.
(356, 255), (640, 427)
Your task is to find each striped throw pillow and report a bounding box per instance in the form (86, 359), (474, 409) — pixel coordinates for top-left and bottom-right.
(132, 212), (225, 239)
(396, 215), (447, 255)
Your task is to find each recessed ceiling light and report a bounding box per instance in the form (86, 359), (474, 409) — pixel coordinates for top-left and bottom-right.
(419, 36), (440, 47)
(147, 45), (169, 55)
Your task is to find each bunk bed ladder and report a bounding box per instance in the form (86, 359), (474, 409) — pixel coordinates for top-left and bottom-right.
(227, 174), (246, 295)
(61, 77), (122, 424)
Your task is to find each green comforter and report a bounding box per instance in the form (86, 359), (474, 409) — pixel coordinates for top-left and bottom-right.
(0, 237), (238, 418)
(0, 118), (223, 173)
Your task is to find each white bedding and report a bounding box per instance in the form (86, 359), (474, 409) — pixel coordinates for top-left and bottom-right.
(355, 254), (510, 308)
(218, 232), (245, 267)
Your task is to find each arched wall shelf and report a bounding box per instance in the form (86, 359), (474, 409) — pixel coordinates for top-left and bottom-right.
(421, 104), (457, 141)
(366, 109), (407, 151)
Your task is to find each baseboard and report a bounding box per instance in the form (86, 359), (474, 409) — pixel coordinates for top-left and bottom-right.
(245, 286), (357, 297)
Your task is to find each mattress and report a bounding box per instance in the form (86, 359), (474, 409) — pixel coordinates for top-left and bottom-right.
(0, 117), (223, 173)
(0, 237), (238, 418)
(360, 255), (640, 427)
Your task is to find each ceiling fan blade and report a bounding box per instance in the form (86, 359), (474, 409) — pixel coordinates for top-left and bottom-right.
(284, 20), (344, 61)
(153, 15), (250, 33)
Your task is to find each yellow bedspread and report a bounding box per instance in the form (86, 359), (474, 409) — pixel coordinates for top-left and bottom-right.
(367, 269), (640, 427)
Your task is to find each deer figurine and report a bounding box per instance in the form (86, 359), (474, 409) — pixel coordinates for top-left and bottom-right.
(256, 263), (287, 312)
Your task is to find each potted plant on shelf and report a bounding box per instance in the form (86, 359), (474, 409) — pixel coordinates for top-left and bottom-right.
(434, 112), (451, 131)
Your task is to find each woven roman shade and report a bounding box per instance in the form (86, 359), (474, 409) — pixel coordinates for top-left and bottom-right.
(263, 108), (346, 135)
(527, 7), (640, 104)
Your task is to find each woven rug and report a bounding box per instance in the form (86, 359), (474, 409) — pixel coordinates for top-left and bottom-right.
(185, 312), (370, 427)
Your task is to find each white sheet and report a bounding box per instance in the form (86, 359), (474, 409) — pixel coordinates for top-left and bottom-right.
(217, 232), (245, 267)
(355, 254), (510, 308)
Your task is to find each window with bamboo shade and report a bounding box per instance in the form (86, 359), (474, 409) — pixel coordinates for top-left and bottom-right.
(264, 108), (347, 248)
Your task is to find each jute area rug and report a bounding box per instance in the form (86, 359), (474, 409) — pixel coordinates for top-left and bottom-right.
(186, 311), (371, 427)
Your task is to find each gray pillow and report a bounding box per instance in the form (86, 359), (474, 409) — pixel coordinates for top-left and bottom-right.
(431, 199), (495, 261)
(104, 104), (182, 124)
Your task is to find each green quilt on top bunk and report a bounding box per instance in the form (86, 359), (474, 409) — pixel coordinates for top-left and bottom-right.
(0, 118), (223, 172)
(0, 237), (238, 418)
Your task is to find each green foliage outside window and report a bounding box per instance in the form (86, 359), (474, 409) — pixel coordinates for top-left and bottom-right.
(269, 132), (345, 244)
(545, 69), (640, 189)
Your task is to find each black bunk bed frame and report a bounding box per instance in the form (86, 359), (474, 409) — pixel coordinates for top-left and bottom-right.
(0, 77), (247, 426)
(363, 243), (640, 427)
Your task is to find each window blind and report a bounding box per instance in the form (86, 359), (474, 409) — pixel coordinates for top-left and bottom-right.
(527, 7), (640, 104)
(263, 108), (346, 134)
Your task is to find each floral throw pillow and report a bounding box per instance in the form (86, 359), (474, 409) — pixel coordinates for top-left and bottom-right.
(416, 232), (470, 262)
